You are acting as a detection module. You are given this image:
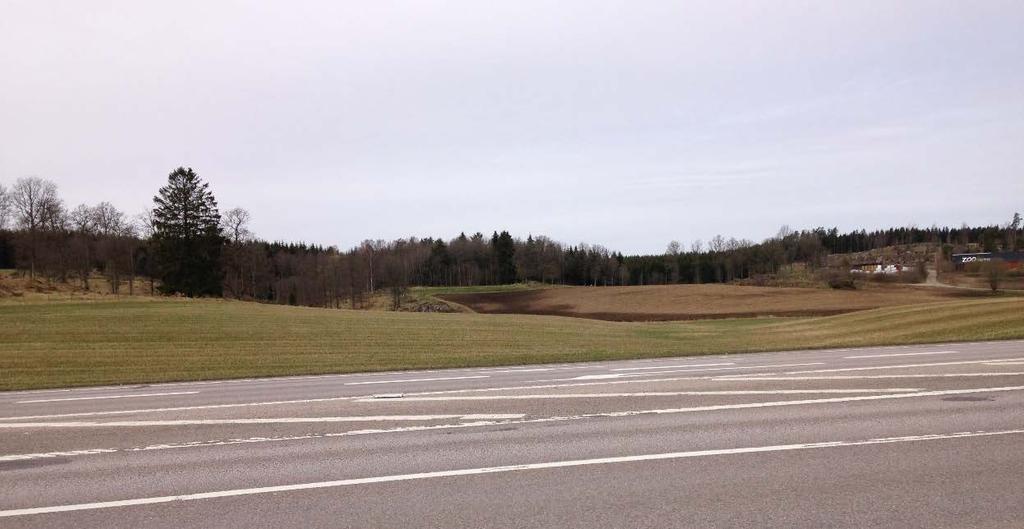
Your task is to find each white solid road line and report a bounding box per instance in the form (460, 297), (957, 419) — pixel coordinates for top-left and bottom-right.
(355, 389), (923, 402)
(17, 391), (200, 404)
(0, 448), (120, 461)
(570, 363), (825, 381)
(721, 373), (1024, 381)
(383, 376), (726, 396)
(775, 357), (1024, 375)
(344, 376), (489, 386)
(843, 351), (958, 359)
(0, 386), (116, 397)
(533, 386), (1024, 422)
(376, 371), (1021, 398)
(4, 428), (1023, 518)
(473, 368), (555, 374)
(610, 363), (735, 371)
(616, 362), (826, 376)
(0, 414), (525, 429)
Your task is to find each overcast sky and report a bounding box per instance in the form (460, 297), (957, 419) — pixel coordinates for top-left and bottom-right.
(1, 1), (1022, 254)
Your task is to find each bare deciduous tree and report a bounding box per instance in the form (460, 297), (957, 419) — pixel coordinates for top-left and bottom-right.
(665, 241), (681, 282)
(220, 208), (254, 299)
(11, 177), (61, 277)
(70, 204), (96, 234)
(361, 239), (386, 292)
(92, 201), (125, 237)
(690, 239), (703, 284)
(221, 207), (252, 243)
(134, 209), (156, 239)
(68, 204), (96, 290)
(0, 183), (11, 230)
(133, 208), (158, 295)
(709, 235), (726, 253)
(82, 202), (131, 294)
(11, 177), (61, 230)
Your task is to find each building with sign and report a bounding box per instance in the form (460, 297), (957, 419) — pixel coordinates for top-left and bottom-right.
(952, 252), (1024, 270)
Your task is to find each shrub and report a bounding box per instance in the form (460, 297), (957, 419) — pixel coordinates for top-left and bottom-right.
(981, 261), (1007, 292)
(822, 268), (856, 289)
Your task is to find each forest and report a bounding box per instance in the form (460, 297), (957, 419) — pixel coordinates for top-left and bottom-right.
(1, 173), (1020, 308)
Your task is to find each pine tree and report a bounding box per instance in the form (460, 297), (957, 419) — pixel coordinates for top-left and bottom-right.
(152, 167), (224, 296)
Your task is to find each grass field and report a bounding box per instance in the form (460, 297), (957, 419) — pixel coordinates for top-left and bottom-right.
(2, 296), (1023, 390)
(437, 283), (988, 321)
(940, 270), (1024, 290)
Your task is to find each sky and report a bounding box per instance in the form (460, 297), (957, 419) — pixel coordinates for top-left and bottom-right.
(1, 1), (1022, 254)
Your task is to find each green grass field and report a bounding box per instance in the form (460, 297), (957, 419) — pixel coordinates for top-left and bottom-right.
(2, 296), (1023, 390)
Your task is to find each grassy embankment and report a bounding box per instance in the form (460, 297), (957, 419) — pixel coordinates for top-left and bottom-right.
(2, 296), (1023, 390)
(437, 283), (978, 321)
(355, 282), (557, 311)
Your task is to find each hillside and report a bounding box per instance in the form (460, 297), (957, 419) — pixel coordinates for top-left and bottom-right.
(0, 269), (156, 301)
(825, 243), (939, 268)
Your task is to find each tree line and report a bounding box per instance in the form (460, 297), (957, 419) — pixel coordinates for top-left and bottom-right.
(0, 177), (150, 294)
(0, 171), (1019, 308)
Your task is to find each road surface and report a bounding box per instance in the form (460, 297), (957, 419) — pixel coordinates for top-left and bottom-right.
(2, 340), (1024, 528)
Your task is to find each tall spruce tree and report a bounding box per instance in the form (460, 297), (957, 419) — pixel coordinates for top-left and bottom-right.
(491, 230), (517, 284)
(152, 167), (224, 296)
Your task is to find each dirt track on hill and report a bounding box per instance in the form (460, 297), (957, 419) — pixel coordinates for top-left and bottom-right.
(437, 284), (976, 322)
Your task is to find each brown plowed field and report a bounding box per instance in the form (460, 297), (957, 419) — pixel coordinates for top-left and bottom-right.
(436, 284), (978, 321)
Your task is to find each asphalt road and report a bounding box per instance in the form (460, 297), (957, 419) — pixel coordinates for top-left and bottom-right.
(2, 340), (1024, 528)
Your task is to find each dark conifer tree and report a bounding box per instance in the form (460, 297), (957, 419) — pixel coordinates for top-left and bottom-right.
(492, 230), (517, 284)
(151, 167), (224, 296)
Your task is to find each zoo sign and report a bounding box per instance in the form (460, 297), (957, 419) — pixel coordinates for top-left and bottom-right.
(953, 254), (992, 264)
